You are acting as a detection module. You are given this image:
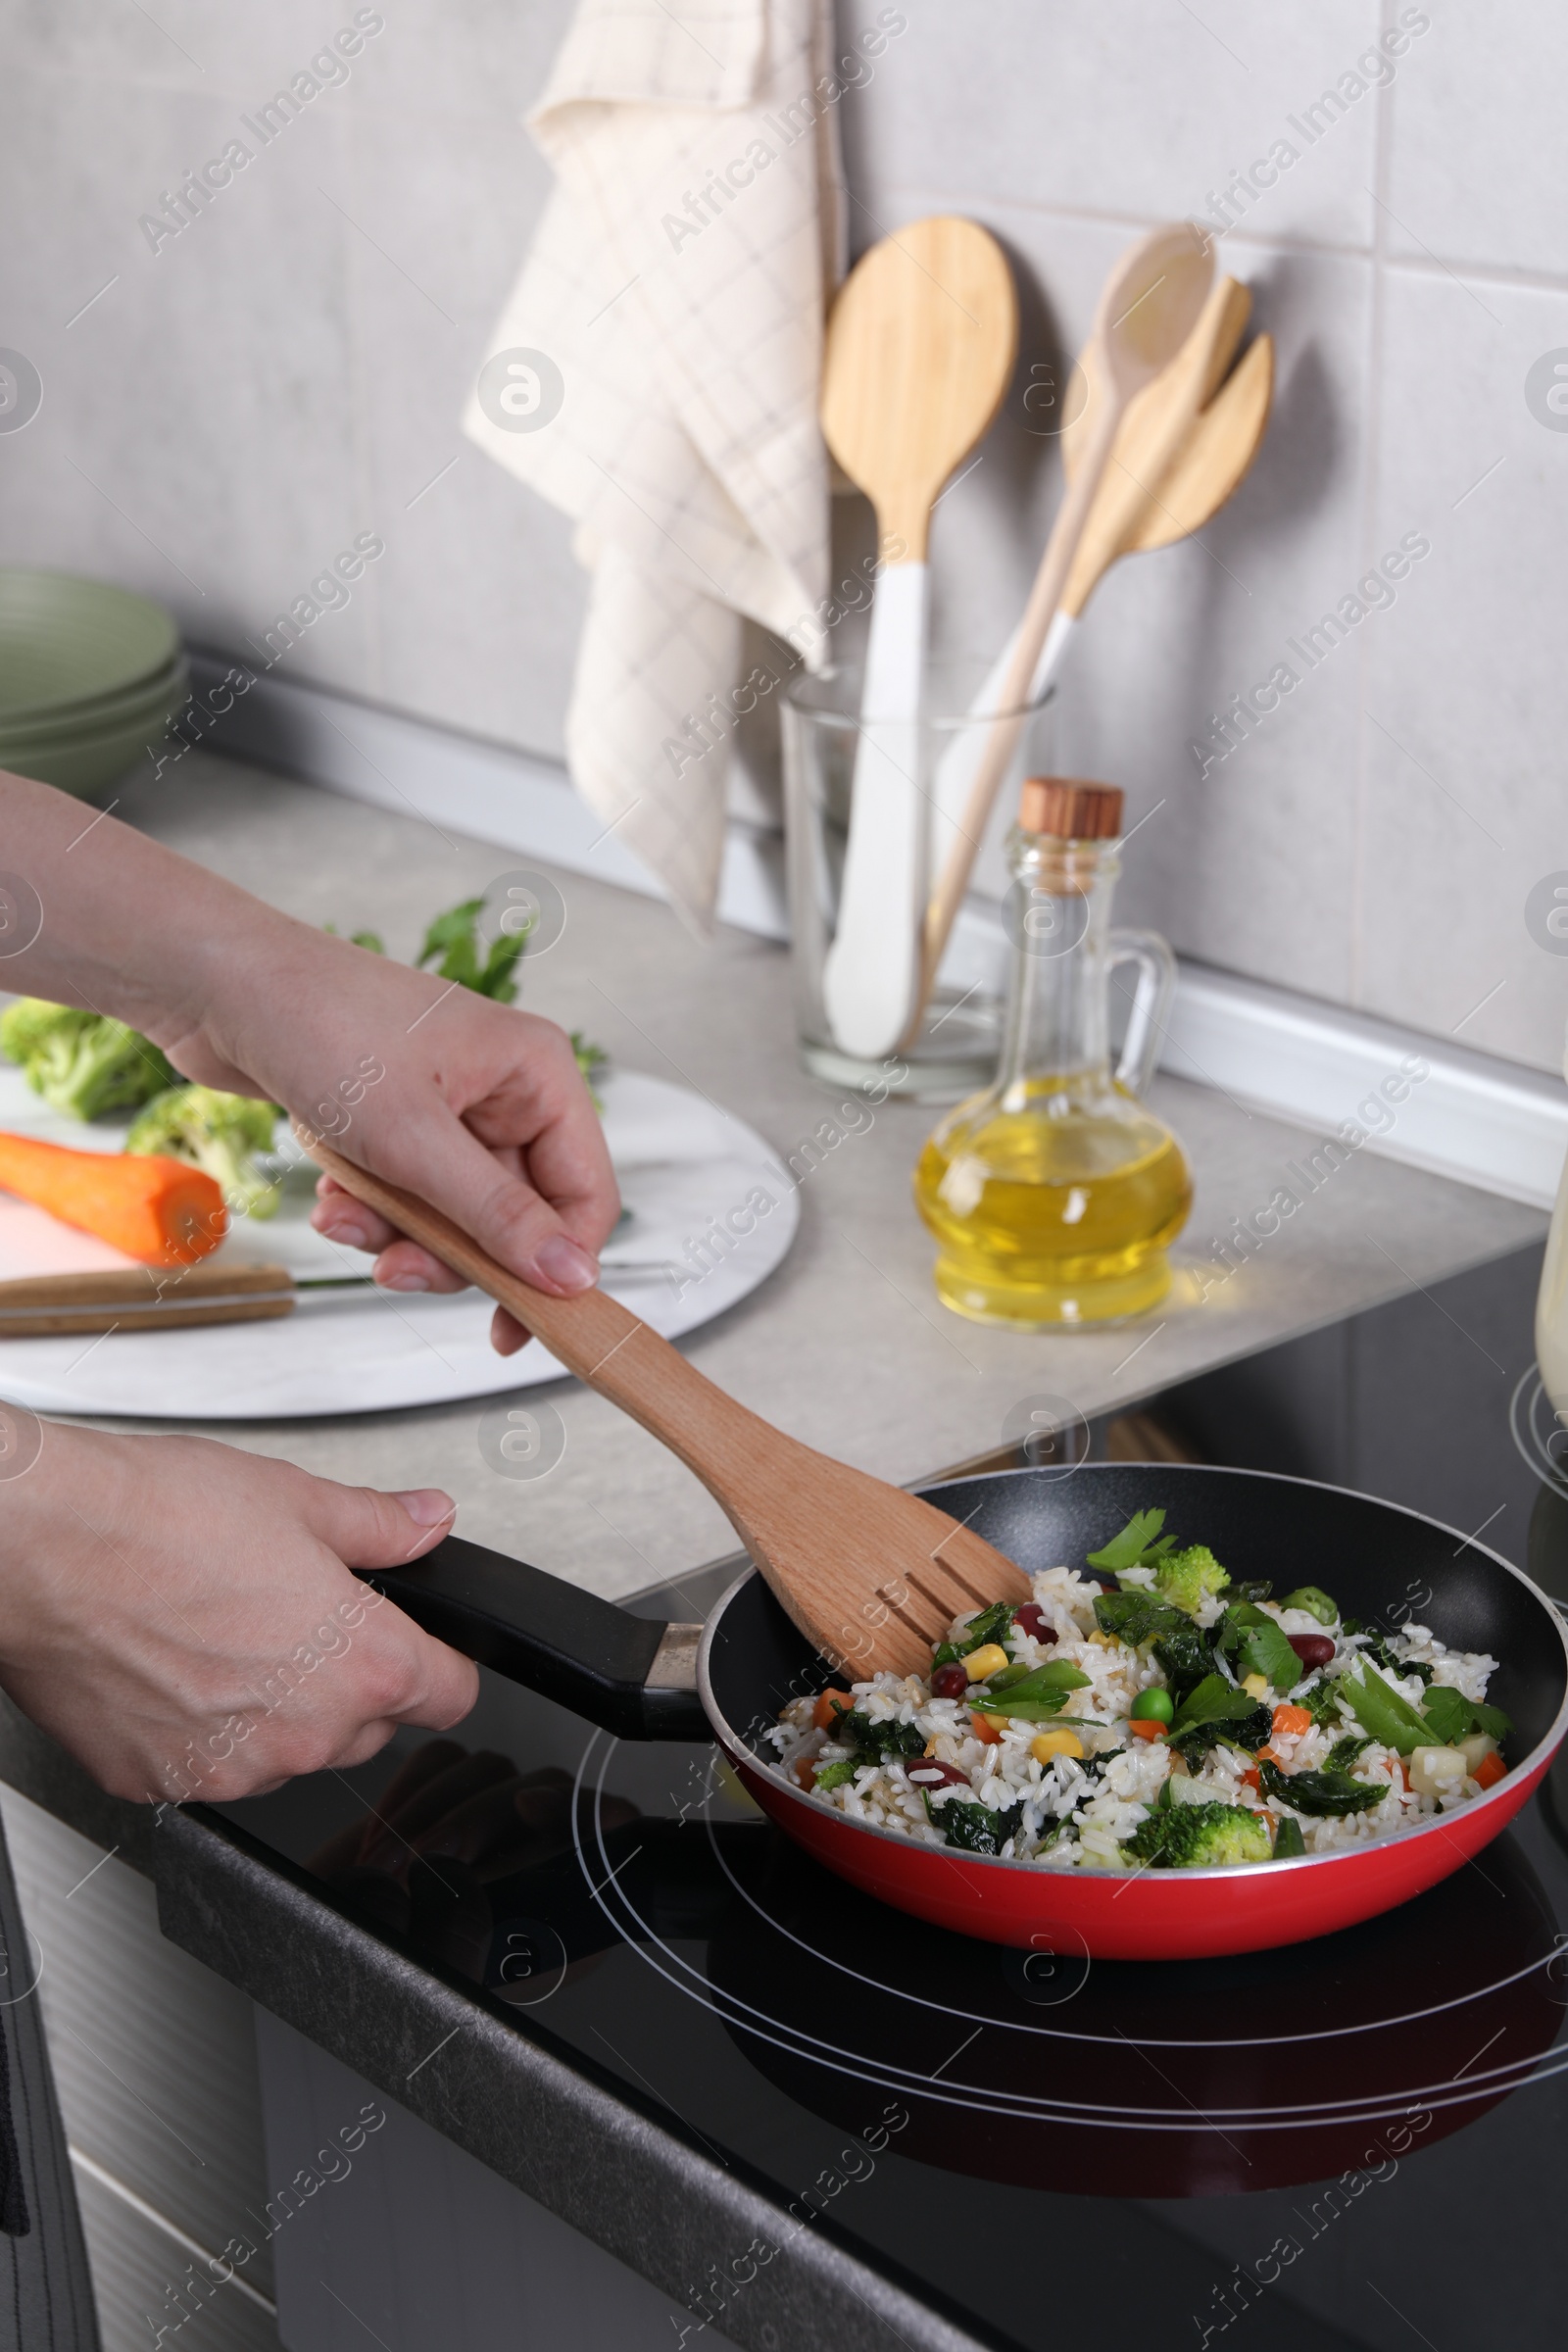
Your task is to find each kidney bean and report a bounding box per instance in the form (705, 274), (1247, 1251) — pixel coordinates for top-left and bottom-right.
(1012, 1604), (1057, 1644)
(1288, 1633), (1336, 1670)
(931, 1661), (970, 1699)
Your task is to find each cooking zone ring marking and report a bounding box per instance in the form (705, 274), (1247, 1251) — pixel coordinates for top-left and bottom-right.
(565, 1731), (1568, 2132)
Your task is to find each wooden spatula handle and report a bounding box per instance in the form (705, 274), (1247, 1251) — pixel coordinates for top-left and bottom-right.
(305, 1140), (776, 1497)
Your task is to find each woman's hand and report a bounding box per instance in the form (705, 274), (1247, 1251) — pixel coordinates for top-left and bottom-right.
(174, 921), (619, 1357)
(0, 772), (620, 1354)
(0, 1419), (479, 1803)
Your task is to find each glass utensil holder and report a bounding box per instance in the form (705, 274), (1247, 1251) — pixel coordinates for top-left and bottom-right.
(914, 825), (1192, 1326)
(781, 665), (1053, 1102)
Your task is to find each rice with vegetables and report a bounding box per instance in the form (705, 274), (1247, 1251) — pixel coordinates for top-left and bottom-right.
(767, 1507), (1512, 1869)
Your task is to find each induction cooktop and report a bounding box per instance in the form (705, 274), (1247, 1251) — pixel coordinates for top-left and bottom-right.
(213, 1239), (1568, 2352)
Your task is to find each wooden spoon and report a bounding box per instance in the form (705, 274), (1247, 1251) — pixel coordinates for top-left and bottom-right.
(906, 223), (1213, 1041)
(306, 1140), (1030, 1677)
(921, 278), (1272, 944)
(818, 217), (1017, 1063)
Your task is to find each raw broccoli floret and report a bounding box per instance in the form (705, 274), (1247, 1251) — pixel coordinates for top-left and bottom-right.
(1151, 1544), (1230, 1619)
(0, 998), (176, 1119)
(1126, 1799), (1272, 1869)
(124, 1086), (280, 1219)
(0, 997), (85, 1068)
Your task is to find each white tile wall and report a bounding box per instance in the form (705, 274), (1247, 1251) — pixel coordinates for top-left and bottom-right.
(1385, 1), (1568, 278)
(838, 0), (1385, 251)
(1, 0), (1564, 1072)
(1359, 261), (1568, 1069)
(342, 104), (586, 754)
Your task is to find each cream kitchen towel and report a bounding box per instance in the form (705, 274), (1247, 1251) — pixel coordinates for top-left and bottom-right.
(464, 0), (847, 931)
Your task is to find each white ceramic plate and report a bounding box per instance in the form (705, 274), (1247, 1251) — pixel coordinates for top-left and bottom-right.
(0, 1068), (798, 1419)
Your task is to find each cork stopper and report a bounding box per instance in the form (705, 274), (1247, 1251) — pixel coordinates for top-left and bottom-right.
(1018, 776), (1124, 840)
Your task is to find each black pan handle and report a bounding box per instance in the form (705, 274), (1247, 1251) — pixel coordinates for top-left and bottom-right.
(359, 1535), (710, 1743)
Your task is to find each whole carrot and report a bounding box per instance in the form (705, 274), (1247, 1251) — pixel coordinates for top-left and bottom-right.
(0, 1131), (226, 1266)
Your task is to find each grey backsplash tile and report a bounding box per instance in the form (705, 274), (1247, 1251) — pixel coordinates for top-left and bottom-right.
(343, 105), (583, 755)
(2, 0), (342, 100)
(346, 0), (574, 126)
(1384, 0), (1568, 279)
(836, 0), (1384, 253)
(1355, 264), (1568, 1076)
(0, 71), (374, 694)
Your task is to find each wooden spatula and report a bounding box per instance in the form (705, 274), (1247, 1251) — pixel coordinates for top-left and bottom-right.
(306, 1140), (1030, 1678)
(818, 217), (1017, 1063)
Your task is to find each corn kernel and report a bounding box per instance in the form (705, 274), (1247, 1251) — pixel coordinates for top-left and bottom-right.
(1031, 1728), (1085, 1764)
(1242, 1672), (1269, 1698)
(964, 1643), (1009, 1683)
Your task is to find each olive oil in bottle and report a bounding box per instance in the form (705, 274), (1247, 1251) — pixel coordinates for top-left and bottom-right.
(913, 778), (1192, 1326)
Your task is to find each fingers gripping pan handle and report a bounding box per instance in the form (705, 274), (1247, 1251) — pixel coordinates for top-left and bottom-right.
(362, 1536), (710, 1743)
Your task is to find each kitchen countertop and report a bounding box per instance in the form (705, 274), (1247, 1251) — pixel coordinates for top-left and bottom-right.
(3, 751), (1558, 2352)
(50, 749), (1545, 1602)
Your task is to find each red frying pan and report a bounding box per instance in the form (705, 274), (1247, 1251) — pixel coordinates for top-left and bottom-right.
(368, 1462), (1568, 1961)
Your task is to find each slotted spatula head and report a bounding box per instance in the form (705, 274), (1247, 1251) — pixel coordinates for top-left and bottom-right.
(1058, 276), (1274, 610)
(1104, 329), (1273, 555)
(710, 1429), (1033, 1678)
(304, 1141), (1030, 1679)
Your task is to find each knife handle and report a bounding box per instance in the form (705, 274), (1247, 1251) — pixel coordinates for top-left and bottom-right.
(0, 1262), (295, 1336)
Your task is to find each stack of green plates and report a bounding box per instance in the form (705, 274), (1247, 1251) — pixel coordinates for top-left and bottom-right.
(0, 570), (190, 799)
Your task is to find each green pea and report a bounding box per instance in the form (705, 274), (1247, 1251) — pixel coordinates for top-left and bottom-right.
(1130, 1687), (1174, 1724)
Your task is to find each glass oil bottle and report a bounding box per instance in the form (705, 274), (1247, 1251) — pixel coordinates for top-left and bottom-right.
(913, 777), (1192, 1326)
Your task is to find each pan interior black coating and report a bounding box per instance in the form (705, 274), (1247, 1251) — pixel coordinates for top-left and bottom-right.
(706, 1462), (1567, 1769)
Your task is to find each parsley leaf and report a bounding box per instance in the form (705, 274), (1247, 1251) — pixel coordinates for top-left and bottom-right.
(1418, 1685), (1512, 1747)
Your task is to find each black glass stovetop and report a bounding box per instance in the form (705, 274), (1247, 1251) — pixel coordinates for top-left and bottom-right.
(213, 1240), (1568, 2352)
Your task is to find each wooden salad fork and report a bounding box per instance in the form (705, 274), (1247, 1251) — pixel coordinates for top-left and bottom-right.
(307, 1141), (1030, 1678)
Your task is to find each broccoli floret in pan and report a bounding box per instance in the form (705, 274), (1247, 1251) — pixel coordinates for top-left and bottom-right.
(1151, 1544), (1230, 1619)
(1126, 1800), (1273, 1869)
